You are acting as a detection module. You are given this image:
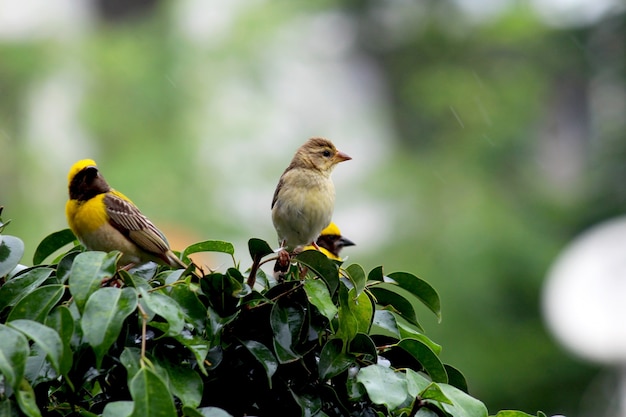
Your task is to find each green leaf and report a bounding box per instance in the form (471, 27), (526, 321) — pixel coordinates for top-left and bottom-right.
(15, 379), (41, 417)
(419, 382), (453, 405)
(69, 251), (120, 313)
(368, 266), (384, 282)
(241, 340), (278, 388)
(439, 383), (488, 417)
(295, 250), (339, 295)
(140, 289), (185, 337)
(0, 235), (24, 277)
(82, 287), (138, 368)
(248, 238), (274, 260)
(0, 267), (54, 311)
(159, 358), (203, 408)
(319, 338), (353, 380)
(290, 390), (322, 417)
(303, 278), (338, 323)
(182, 406), (234, 417)
(444, 364), (468, 393)
(0, 324), (29, 389)
(336, 285), (358, 345)
(491, 412), (536, 417)
(169, 334), (210, 375)
(120, 348), (142, 382)
(8, 320), (63, 374)
(348, 333), (377, 363)
(270, 300), (305, 363)
(405, 368), (432, 398)
(103, 401), (134, 417)
(182, 240), (234, 258)
(356, 364), (408, 410)
(387, 272), (441, 321)
(348, 288), (374, 334)
(129, 367), (177, 417)
(45, 306), (74, 375)
(345, 264), (367, 298)
(370, 310), (400, 339)
(169, 285), (207, 332)
(396, 338), (447, 383)
(369, 284), (422, 329)
(7, 285), (65, 323)
(32, 229), (77, 265)
(56, 251), (80, 284)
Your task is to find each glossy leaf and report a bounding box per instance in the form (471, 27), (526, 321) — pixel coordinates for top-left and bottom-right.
(169, 285), (207, 332)
(248, 238), (275, 260)
(396, 338), (447, 383)
(159, 358), (203, 408)
(56, 251), (80, 284)
(32, 229), (76, 265)
(7, 285), (65, 323)
(182, 406), (234, 417)
(336, 285), (358, 345)
(82, 287), (138, 368)
(270, 301), (305, 363)
(129, 367), (177, 417)
(387, 272), (441, 320)
(369, 284), (421, 329)
(491, 412), (536, 417)
(103, 402), (133, 417)
(445, 364), (469, 393)
(295, 250), (339, 295)
(356, 364), (408, 410)
(367, 265), (384, 282)
(8, 320), (63, 374)
(241, 340), (278, 388)
(420, 382), (453, 404)
(120, 348), (142, 381)
(182, 240), (234, 258)
(45, 306), (74, 375)
(15, 379), (41, 417)
(348, 333), (377, 363)
(439, 383), (488, 417)
(291, 390), (322, 417)
(0, 324), (29, 389)
(0, 267), (54, 311)
(303, 278), (338, 322)
(69, 251), (121, 313)
(0, 235), (24, 277)
(319, 338), (353, 380)
(170, 333), (210, 375)
(140, 289), (185, 337)
(405, 368), (432, 398)
(345, 264), (367, 298)
(369, 310), (400, 339)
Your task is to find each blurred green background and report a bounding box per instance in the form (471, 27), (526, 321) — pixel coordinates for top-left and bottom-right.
(1, 0), (625, 415)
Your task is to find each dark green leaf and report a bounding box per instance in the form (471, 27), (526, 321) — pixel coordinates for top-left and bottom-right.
(303, 278), (338, 323)
(159, 358), (203, 408)
(169, 285), (207, 332)
(248, 238), (274, 260)
(45, 306), (74, 376)
(0, 235), (24, 277)
(369, 310), (400, 339)
(82, 287), (138, 368)
(291, 390), (322, 417)
(419, 382), (453, 404)
(129, 367), (177, 417)
(367, 266), (384, 283)
(356, 364), (408, 410)
(7, 285), (65, 323)
(182, 240), (234, 259)
(405, 368), (432, 398)
(295, 250), (339, 295)
(396, 339), (447, 383)
(169, 334), (211, 375)
(444, 364), (468, 393)
(348, 333), (377, 363)
(56, 251), (80, 284)
(0, 267), (54, 311)
(319, 338), (353, 380)
(120, 348), (142, 382)
(336, 285), (358, 345)
(369, 284), (422, 329)
(241, 340), (278, 388)
(69, 251), (120, 313)
(0, 324), (29, 389)
(182, 406), (234, 417)
(8, 320), (63, 374)
(491, 411), (536, 417)
(32, 229), (76, 265)
(387, 272), (441, 321)
(270, 301), (305, 363)
(345, 264), (367, 298)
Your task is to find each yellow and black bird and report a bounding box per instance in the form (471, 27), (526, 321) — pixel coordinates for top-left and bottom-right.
(65, 159), (188, 269)
(271, 137), (351, 252)
(304, 222), (355, 261)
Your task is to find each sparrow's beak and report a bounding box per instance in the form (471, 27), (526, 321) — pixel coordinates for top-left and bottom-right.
(338, 236), (355, 248)
(334, 150), (352, 163)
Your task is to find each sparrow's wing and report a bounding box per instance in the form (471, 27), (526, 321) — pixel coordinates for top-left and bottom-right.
(104, 191), (170, 255)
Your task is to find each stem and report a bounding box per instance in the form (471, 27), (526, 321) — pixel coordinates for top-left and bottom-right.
(136, 302), (149, 362)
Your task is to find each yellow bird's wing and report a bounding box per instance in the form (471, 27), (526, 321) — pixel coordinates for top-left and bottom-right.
(104, 192), (171, 256)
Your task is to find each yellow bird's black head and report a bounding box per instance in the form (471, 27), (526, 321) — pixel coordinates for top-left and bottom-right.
(68, 159), (111, 201)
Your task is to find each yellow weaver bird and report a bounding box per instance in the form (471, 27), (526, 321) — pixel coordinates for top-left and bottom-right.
(65, 159), (188, 269)
(303, 222), (355, 261)
(271, 137), (351, 252)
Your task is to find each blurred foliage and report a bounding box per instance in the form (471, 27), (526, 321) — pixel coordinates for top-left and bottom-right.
(0, 1), (624, 416)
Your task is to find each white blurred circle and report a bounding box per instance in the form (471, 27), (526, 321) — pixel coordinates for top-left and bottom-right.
(543, 216), (626, 364)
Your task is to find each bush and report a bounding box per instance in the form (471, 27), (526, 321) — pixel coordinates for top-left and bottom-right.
(0, 207), (540, 417)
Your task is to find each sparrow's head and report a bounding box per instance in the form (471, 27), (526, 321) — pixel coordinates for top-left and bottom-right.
(292, 137), (351, 173)
(68, 159), (111, 201)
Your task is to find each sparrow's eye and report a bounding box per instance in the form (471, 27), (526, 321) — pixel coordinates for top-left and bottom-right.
(322, 150), (332, 158)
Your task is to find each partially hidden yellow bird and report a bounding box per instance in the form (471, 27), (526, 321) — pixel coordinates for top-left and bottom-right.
(65, 159), (188, 269)
(303, 222), (355, 261)
(271, 137), (351, 252)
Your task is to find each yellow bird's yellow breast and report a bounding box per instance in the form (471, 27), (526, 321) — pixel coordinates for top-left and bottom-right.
(66, 194), (109, 236)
